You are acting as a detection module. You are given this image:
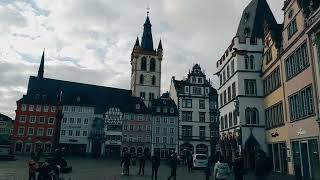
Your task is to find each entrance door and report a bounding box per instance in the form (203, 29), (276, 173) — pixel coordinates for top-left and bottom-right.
(160, 149), (169, 159)
(301, 142), (311, 179)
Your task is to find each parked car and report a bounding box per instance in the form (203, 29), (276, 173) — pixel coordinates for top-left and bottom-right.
(192, 154), (208, 168)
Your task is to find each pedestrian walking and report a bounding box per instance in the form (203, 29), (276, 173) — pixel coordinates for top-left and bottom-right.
(27, 153), (38, 180)
(138, 154), (146, 175)
(151, 154), (160, 180)
(254, 150), (272, 180)
(213, 155), (231, 180)
(167, 152), (178, 180)
(187, 154), (193, 173)
(204, 163), (211, 180)
(120, 156), (125, 175)
(122, 153), (131, 176)
(232, 152), (244, 180)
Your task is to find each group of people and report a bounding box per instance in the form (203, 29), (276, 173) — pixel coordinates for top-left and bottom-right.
(211, 150), (273, 180)
(120, 151), (177, 180)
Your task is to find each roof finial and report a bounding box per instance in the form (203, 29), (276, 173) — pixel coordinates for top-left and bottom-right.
(147, 4), (150, 16)
(38, 48), (45, 78)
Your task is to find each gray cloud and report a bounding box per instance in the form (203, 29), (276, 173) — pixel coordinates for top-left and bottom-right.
(0, 0), (283, 118)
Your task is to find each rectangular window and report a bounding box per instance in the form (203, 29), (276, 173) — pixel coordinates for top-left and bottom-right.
(170, 137), (174, 144)
(155, 137), (160, 143)
(220, 116), (224, 130)
(229, 112), (233, 128)
(245, 79), (257, 96)
(265, 102), (284, 129)
(192, 87), (202, 95)
(227, 86), (231, 101)
(199, 112), (206, 122)
(170, 128), (174, 134)
(182, 111), (192, 122)
(68, 130), (73, 136)
(156, 117), (160, 123)
(170, 117), (174, 124)
(43, 106), (49, 112)
(163, 117), (168, 123)
(18, 127), (25, 135)
(71, 107), (76, 112)
(19, 115), (26, 123)
(163, 127), (167, 135)
(182, 99), (192, 108)
(156, 127), (160, 134)
(77, 118), (81, 124)
(47, 128), (53, 136)
(75, 130), (80, 137)
(220, 94), (223, 107)
(21, 104), (27, 111)
(232, 82), (236, 98)
(50, 106), (56, 112)
(69, 118), (75, 124)
(163, 137), (167, 143)
(62, 118), (67, 124)
(63, 106), (68, 112)
(288, 18), (297, 39)
(83, 131), (87, 137)
(29, 105), (34, 111)
(199, 126), (205, 139)
(39, 116), (45, 124)
(199, 100), (205, 109)
(233, 111), (237, 126)
(227, 65), (230, 79)
(28, 127), (34, 135)
(61, 130), (65, 136)
(138, 136), (142, 142)
(48, 117), (55, 124)
(130, 125), (134, 131)
(36, 105), (41, 112)
(223, 90), (227, 104)
(37, 128), (44, 136)
(149, 93), (155, 100)
(285, 42), (309, 80)
(264, 67), (281, 95)
(289, 85), (314, 121)
(84, 118), (89, 124)
(182, 126), (192, 137)
(231, 60), (235, 74)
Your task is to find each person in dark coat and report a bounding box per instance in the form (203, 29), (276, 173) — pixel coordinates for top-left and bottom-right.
(138, 154), (146, 175)
(204, 163), (211, 180)
(167, 152), (178, 180)
(123, 153), (131, 176)
(187, 154), (193, 172)
(254, 150), (272, 180)
(232, 152), (244, 180)
(151, 155), (160, 180)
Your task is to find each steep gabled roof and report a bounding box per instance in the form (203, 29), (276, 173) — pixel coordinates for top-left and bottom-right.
(236, 0), (277, 39)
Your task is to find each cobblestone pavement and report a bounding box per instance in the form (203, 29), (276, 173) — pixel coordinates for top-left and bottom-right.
(0, 156), (295, 180)
(0, 156), (207, 180)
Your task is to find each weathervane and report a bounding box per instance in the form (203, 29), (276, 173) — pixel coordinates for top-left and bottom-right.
(147, 4), (150, 16)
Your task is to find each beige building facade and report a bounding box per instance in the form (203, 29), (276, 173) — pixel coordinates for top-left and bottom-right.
(278, 0), (320, 179)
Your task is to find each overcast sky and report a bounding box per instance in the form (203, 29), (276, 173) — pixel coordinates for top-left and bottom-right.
(0, 0), (283, 118)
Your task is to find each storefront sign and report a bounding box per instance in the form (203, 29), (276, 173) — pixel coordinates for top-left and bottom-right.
(297, 128), (306, 136)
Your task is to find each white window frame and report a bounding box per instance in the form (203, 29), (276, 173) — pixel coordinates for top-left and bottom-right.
(47, 128), (53, 136)
(39, 116), (45, 124)
(48, 117), (55, 124)
(37, 128), (44, 136)
(29, 116), (36, 123)
(43, 106), (49, 112)
(61, 130), (66, 136)
(36, 105), (41, 112)
(21, 104), (27, 111)
(19, 115), (26, 123)
(18, 127), (25, 135)
(29, 105), (34, 111)
(28, 127), (34, 136)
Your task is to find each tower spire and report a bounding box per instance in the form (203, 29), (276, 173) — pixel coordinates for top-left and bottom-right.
(157, 39), (162, 50)
(141, 9), (154, 51)
(37, 49), (45, 78)
(135, 36), (140, 47)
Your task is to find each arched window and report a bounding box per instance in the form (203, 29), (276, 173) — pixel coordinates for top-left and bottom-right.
(141, 57), (147, 70)
(245, 108), (259, 125)
(250, 55), (255, 69)
(245, 55), (249, 69)
(150, 58), (156, 72)
(252, 108), (259, 124)
(245, 108), (251, 124)
(140, 75), (144, 84)
(152, 75), (156, 85)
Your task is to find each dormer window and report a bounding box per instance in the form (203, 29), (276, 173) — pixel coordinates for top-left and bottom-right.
(198, 78), (202, 84)
(163, 100), (166, 105)
(163, 107), (168, 113)
(156, 107), (161, 113)
(136, 104), (140, 110)
(244, 27), (250, 36)
(244, 12), (250, 22)
(192, 77), (196, 83)
(170, 108), (174, 113)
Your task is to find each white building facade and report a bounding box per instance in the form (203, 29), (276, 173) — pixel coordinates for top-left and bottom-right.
(60, 103), (95, 155)
(215, 0), (278, 168)
(170, 64), (213, 156)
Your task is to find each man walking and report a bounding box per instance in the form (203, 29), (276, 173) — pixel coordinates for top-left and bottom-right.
(151, 154), (160, 180)
(187, 154), (193, 173)
(138, 154), (146, 175)
(167, 152), (178, 180)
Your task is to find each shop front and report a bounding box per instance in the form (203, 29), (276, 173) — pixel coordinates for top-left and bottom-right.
(291, 138), (320, 180)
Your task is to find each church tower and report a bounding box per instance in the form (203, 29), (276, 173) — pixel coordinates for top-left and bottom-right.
(130, 13), (163, 106)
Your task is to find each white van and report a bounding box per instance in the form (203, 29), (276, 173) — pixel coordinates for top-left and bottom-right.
(192, 154), (208, 168)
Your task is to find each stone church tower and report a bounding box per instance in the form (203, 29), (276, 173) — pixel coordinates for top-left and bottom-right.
(130, 14), (163, 106)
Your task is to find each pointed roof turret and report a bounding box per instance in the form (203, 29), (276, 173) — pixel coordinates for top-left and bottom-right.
(135, 36), (140, 47)
(141, 15), (154, 51)
(236, 0), (277, 39)
(157, 39), (162, 50)
(37, 49), (45, 78)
